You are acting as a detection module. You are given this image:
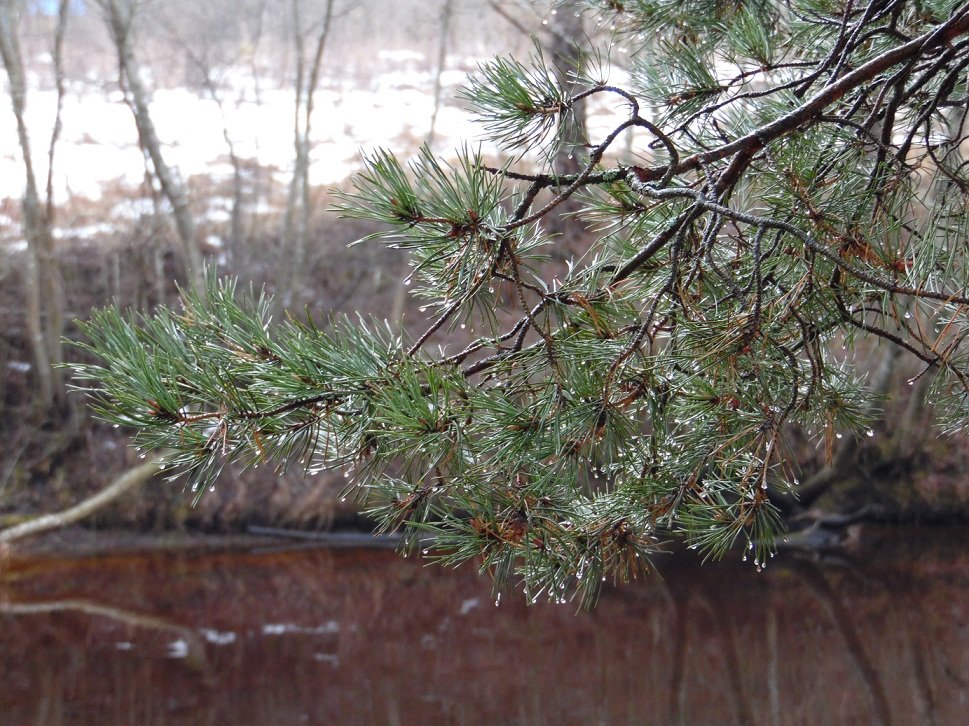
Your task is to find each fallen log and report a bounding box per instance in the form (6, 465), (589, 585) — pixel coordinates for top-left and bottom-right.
(247, 525), (433, 549)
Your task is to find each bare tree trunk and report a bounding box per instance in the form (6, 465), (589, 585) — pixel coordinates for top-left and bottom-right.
(278, 0), (306, 308)
(426, 0), (454, 148)
(277, 0), (335, 310)
(98, 0), (204, 291)
(0, 0), (66, 411)
(45, 0), (70, 413)
(795, 345), (901, 507)
(546, 0), (587, 175)
(489, 0), (588, 256)
(544, 1), (589, 259)
(22, 240), (53, 407)
(891, 364), (936, 457)
(886, 105), (968, 457)
(44, 0), (69, 223)
(243, 5), (268, 269)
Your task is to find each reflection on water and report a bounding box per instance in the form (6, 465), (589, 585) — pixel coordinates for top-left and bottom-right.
(2, 527), (969, 725)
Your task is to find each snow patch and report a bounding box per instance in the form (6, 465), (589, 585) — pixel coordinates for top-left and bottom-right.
(200, 628), (237, 645)
(261, 621), (340, 636)
(166, 639), (189, 658)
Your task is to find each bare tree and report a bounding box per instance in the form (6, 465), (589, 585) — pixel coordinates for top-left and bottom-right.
(0, 0), (68, 411)
(96, 0), (205, 291)
(426, 0), (455, 149)
(486, 0), (589, 256)
(275, 0), (336, 310)
(550, 3), (587, 164)
(154, 1), (265, 270)
(542, 0), (588, 256)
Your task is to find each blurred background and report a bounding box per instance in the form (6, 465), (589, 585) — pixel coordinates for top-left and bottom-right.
(0, 0), (965, 536)
(3, 4), (969, 723)
(0, 0), (542, 531)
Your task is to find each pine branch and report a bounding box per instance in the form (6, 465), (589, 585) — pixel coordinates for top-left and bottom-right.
(71, 2), (969, 606)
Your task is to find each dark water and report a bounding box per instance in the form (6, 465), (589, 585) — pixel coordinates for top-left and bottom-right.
(2, 527), (968, 725)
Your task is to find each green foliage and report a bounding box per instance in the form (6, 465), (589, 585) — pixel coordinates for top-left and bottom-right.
(72, 1), (969, 606)
(458, 44), (567, 157)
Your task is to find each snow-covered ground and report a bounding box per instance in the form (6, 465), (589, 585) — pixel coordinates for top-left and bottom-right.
(0, 59), (479, 202)
(0, 53), (635, 237)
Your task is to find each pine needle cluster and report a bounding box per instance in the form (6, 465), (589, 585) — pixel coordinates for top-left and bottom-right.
(72, 0), (969, 606)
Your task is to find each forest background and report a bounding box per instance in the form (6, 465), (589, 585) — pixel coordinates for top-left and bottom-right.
(1, 0), (965, 538)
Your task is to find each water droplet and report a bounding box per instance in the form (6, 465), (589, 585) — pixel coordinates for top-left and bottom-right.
(866, 429), (874, 437)
(836, 433), (843, 439)
(112, 424), (120, 429)
(460, 323), (466, 330)
(209, 486), (215, 492)
(904, 311), (912, 319)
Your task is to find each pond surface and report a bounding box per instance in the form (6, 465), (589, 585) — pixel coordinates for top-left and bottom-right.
(2, 527), (968, 725)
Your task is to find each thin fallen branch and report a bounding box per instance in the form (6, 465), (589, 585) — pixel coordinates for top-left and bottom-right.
(0, 456), (164, 545)
(247, 525), (429, 549)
